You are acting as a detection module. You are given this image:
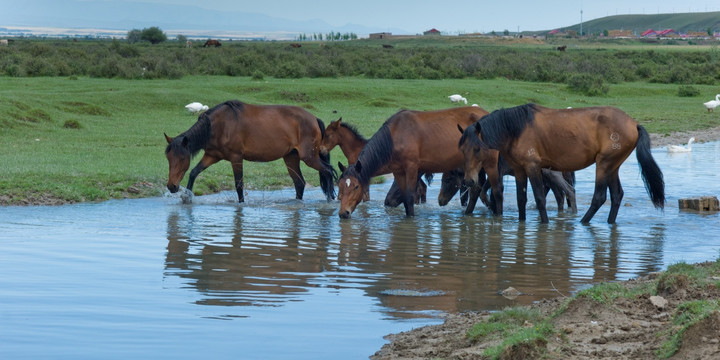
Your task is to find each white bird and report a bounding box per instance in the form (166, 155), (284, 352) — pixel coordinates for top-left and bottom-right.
(448, 94), (467, 104)
(185, 102), (209, 114)
(667, 137), (695, 153)
(703, 94), (720, 112)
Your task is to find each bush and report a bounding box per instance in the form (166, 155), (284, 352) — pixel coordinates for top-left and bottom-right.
(567, 74), (609, 96)
(678, 85), (701, 97)
(251, 70), (265, 81)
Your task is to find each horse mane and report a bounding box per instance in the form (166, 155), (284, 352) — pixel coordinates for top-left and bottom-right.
(165, 100), (244, 158)
(345, 121), (393, 184)
(477, 103), (538, 148)
(340, 122), (367, 143)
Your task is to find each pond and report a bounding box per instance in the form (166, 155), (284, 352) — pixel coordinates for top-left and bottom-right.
(2, 142), (719, 359)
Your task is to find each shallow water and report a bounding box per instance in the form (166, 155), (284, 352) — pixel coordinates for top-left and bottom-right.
(2, 142), (720, 359)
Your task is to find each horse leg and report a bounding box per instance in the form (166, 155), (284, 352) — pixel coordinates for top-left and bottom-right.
(514, 171), (528, 221)
(542, 170), (566, 212)
(283, 151), (305, 200)
(400, 168), (418, 216)
(606, 170), (624, 224)
(229, 159), (246, 203)
(581, 177), (609, 224)
(416, 177), (427, 204)
(187, 155), (219, 192)
(527, 168), (549, 223)
(485, 165), (503, 216)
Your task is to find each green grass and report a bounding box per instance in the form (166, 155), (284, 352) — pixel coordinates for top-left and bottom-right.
(1, 75), (719, 204)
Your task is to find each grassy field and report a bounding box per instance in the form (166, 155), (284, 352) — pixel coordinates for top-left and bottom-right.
(1, 75), (719, 205)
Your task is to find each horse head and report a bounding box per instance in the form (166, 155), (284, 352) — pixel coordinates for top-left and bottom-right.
(337, 161), (367, 219)
(438, 169), (464, 206)
(457, 123), (490, 188)
(320, 118), (342, 155)
(164, 133), (191, 193)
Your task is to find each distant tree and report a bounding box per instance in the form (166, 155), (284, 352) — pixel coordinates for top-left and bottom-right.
(318, 33), (323, 41)
(503, 29), (509, 36)
(176, 34), (187, 43)
(603, 29), (609, 37)
(127, 29), (141, 43)
(709, 27), (714, 37)
(140, 27), (167, 44)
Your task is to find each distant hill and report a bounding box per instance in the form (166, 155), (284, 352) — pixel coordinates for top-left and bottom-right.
(551, 11), (720, 35)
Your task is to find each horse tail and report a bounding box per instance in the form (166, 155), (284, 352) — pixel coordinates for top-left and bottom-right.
(316, 118), (326, 139)
(315, 117), (337, 200)
(635, 125), (665, 209)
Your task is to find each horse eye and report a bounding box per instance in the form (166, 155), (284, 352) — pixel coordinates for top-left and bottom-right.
(354, 185), (359, 190)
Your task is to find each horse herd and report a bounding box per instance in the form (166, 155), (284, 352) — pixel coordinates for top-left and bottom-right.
(164, 100), (665, 224)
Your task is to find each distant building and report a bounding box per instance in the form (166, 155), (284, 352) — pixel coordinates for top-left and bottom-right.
(607, 30), (634, 38)
(547, 29), (568, 37)
(370, 32), (391, 39)
(423, 28), (441, 36)
(641, 29), (657, 37)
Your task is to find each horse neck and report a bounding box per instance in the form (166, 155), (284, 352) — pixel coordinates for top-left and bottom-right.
(183, 116), (212, 154)
(338, 127), (367, 163)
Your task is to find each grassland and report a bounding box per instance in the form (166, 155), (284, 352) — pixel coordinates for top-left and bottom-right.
(1, 75), (719, 205)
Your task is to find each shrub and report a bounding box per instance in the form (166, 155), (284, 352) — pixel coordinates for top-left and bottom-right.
(250, 70), (265, 81)
(567, 74), (609, 96)
(678, 85), (700, 97)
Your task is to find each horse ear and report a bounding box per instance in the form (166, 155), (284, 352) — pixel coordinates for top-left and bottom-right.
(181, 136), (189, 147)
(355, 160), (362, 174)
(164, 133), (173, 144)
(474, 123), (482, 135)
(338, 162), (346, 173)
(457, 124), (464, 134)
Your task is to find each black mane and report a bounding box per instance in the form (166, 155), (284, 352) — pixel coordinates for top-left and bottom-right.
(340, 122), (367, 143)
(477, 103), (537, 149)
(165, 100), (243, 157)
(342, 121), (393, 185)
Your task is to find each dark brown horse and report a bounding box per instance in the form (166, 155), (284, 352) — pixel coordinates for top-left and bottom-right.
(164, 100), (337, 202)
(320, 118), (428, 206)
(459, 103), (665, 223)
(203, 39), (222, 47)
(336, 106), (489, 218)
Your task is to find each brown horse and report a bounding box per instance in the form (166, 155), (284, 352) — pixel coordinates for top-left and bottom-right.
(321, 118), (428, 206)
(164, 100), (337, 202)
(336, 106), (489, 218)
(203, 39), (222, 47)
(459, 103), (665, 224)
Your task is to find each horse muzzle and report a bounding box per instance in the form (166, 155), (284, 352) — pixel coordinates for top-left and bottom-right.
(167, 184), (180, 193)
(339, 210), (352, 219)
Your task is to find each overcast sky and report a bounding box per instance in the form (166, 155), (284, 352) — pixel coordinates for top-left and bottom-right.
(110, 0), (719, 33)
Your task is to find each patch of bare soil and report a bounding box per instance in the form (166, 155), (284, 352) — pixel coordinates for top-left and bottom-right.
(372, 262), (720, 359)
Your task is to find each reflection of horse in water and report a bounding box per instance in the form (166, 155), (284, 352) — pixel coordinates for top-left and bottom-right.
(458, 104), (665, 223)
(164, 100), (337, 203)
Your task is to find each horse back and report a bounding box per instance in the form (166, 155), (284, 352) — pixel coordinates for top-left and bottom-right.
(387, 107), (488, 172)
(207, 102), (322, 162)
(518, 106), (638, 171)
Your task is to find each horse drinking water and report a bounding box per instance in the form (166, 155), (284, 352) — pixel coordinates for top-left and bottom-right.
(164, 100), (337, 202)
(336, 106), (489, 218)
(458, 103), (664, 224)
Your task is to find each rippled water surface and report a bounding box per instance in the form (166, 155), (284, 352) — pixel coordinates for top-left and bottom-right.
(2, 142), (720, 359)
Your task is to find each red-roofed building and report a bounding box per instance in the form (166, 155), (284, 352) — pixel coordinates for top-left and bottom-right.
(641, 29), (657, 37)
(423, 28), (441, 36)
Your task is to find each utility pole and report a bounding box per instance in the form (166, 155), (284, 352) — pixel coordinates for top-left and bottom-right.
(580, 9), (584, 37)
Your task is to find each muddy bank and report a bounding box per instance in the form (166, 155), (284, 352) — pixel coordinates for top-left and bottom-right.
(372, 261), (720, 359)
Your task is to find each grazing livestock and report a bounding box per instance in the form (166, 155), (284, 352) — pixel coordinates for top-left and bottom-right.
(382, 44), (394, 49)
(703, 94), (720, 112)
(448, 94), (467, 104)
(203, 39), (222, 47)
(336, 106), (489, 218)
(557, 45), (567, 51)
(290, 43), (302, 48)
(0, 39), (8, 46)
(164, 100), (337, 203)
(458, 104), (664, 224)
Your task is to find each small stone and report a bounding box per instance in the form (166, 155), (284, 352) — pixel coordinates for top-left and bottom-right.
(500, 287), (521, 300)
(650, 295), (668, 310)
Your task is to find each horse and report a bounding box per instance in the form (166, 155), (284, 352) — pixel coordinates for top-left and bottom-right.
(336, 106), (489, 218)
(203, 39), (221, 47)
(321, 118), (429, 206)
(458, 103), (664, 224)
(437, 160), (576, 214)
(164, 100), (337, 203)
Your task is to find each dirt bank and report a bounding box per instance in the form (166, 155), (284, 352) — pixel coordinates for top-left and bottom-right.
(372, 261), (720, 359)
